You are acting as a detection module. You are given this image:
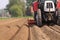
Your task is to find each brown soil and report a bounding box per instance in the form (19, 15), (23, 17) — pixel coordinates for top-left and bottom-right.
(0, 18), (60, 40)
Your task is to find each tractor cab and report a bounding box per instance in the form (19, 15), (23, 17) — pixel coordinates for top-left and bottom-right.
(38, 0), (57, 11)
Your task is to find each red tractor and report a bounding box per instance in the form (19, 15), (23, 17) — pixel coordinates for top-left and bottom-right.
(28, 0), (60, 26)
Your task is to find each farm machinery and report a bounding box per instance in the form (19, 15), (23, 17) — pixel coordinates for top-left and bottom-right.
(28, 0), (60, 26)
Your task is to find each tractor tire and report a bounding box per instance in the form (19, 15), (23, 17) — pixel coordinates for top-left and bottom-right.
(57, 19), (60, 25)
(36, 9), (42, 27)
(57, 9), (60, 25)
(52, 12), (57, 24)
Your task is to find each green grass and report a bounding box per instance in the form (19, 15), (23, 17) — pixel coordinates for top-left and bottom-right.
(0, 16), (33, 20)
(10, 16), (33, 18)
(0, 18), (10, 20)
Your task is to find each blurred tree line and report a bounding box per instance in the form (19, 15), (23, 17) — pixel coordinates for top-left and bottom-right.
(7, 0), (26, 17)
(27, 0), (34, 7)
(7, 0), (35, 17)
(25, 0), (35, 16)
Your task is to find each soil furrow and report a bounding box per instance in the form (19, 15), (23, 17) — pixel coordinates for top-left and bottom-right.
(41, 25), (60, 40)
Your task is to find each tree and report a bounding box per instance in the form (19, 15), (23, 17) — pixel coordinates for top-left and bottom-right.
(26, 0), (34, 7)
(9, 4), (23, 17)
(7, 0), (26, 17)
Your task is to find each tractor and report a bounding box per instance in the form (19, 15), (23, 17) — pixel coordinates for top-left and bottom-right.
(36, 0), (60, 26)
(28, 0), (60, 26)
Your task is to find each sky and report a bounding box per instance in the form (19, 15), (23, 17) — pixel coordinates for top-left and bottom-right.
(0, 0), (9, 9)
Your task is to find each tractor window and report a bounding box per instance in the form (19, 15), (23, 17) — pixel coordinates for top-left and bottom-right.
(47, 3), (53, 8)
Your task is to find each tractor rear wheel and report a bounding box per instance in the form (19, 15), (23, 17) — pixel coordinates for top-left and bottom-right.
(57, 19), (60, 25)
(36, 9), (42, 27)
(57, 9), (60, 25)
